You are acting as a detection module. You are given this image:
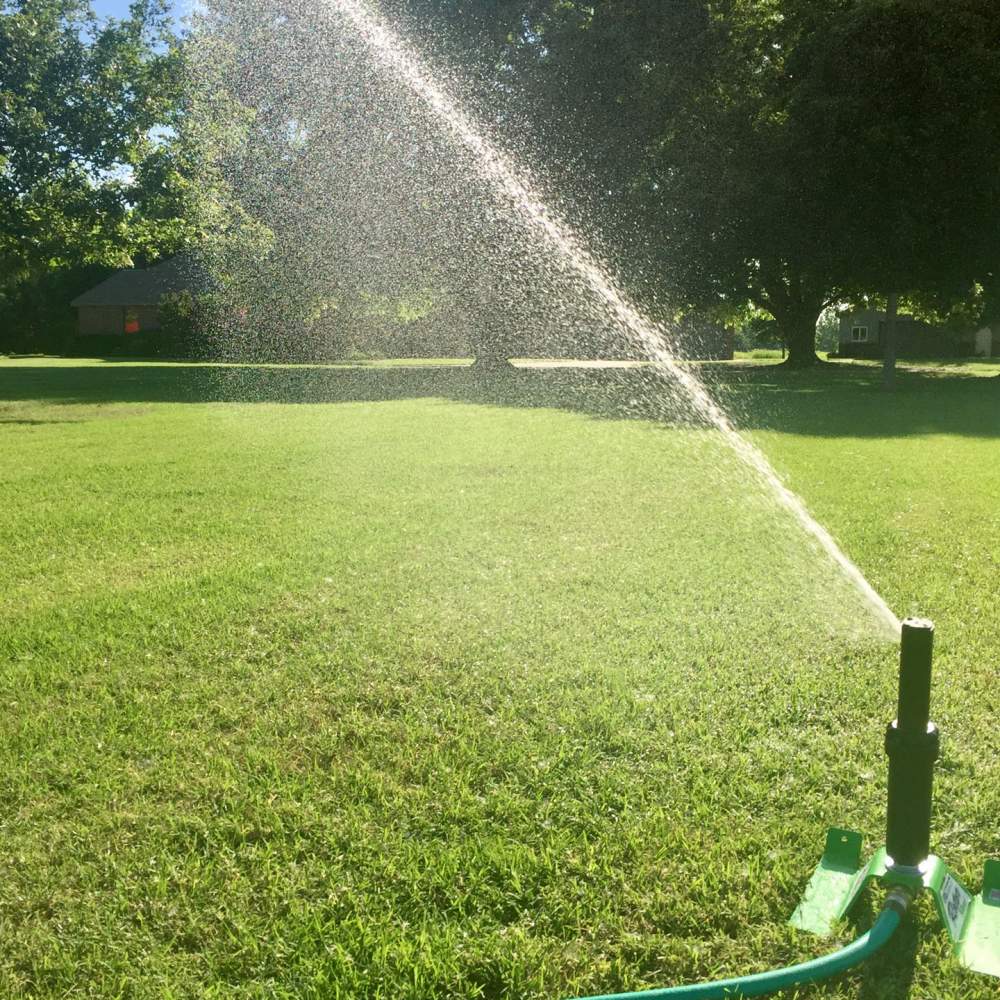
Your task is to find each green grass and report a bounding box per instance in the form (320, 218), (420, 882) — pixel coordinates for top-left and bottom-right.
(1, 357), (998, 999)
(734, 349), (793, 362)
(827, 356), (1000, 378)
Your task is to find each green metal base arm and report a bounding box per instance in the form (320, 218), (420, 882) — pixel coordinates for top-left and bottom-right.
(791, 828), (1000, 979)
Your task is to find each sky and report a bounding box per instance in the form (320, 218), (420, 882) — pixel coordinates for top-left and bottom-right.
(91, 0), (184, 21)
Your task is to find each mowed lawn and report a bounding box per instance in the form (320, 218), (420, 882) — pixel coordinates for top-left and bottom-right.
(0, 358), (997, 1000)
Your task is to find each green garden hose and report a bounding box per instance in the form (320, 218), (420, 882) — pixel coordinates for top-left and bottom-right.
(573, 888), (912, 1000)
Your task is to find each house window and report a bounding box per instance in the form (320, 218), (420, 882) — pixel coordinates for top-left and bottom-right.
(851, 326), (869, 343)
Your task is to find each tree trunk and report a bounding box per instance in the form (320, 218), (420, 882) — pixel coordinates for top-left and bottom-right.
(882, 291), (898, 391)
(781, 313), (822, 367)
(468, 322), (516, 374)
(469, 350), (515, 374)
(756, 273), (824, 368)
(980, 273), (1000, 363)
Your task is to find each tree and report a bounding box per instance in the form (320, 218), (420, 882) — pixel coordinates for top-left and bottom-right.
(176, 0), (1000, 367)
(392, 0), (719, 361)
(0, 0), (185, 349)
(396, 0), (1000, 367)
(389, 1), (839, 364)
(787, 0), (1000, 379)
(187, 0), (591, 365)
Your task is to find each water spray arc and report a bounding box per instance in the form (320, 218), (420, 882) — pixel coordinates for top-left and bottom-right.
(320, 3), (999, 993)
(328, 0), (900, 640)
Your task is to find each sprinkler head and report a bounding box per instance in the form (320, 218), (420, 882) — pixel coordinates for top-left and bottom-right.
(885, 618), (939, 875)
(896, 618), (934, 733)
(791, 619), (1000, 979)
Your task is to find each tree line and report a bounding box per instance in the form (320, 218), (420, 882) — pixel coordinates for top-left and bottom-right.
(393, 0), (1000, 366)
(2, 0), (999, 366)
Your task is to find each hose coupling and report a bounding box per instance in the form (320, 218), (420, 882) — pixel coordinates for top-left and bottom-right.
(883, 885), (916, 918)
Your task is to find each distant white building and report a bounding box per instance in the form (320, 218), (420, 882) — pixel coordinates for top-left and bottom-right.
(973, 326), (995, 357)
(837, 308), (994, 359)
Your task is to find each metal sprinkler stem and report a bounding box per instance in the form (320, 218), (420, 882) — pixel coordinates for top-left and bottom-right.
(885, 618), (940, 873)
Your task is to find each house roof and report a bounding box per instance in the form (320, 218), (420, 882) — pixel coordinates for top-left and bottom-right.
(844, 308), (916, 322)
(71, 256), (206, 308)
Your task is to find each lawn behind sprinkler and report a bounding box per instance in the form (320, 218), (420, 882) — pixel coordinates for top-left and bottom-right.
(1, 358), (998, 998)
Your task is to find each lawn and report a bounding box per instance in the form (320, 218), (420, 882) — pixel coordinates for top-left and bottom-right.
(0, 357), (997, 999)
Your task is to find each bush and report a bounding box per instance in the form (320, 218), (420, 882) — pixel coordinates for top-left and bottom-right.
(157, 291), (217, 359)
(65, 334), (124, 357)
(0, 263), (113, 355)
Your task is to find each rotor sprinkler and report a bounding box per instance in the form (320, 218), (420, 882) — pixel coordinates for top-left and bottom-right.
(792, 617), (999, 979)
(572, 619), (999, 1000)
(884, 618), (938, 875)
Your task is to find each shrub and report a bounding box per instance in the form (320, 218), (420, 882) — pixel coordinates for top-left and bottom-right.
(158, 291), (217, 359)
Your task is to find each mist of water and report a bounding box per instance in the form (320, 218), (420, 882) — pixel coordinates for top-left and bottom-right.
(184, 0), (901, 641)
(307, 0), (900, 640)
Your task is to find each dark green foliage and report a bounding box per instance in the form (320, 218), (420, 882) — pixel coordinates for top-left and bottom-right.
(157, 290), (214, 358)
(0, 261), (111, 353)
(0, 0), (189, 348)
(5, 0), (1000, 364)
(788, 0), (1000, 317)
(398, 0), (1000, 365)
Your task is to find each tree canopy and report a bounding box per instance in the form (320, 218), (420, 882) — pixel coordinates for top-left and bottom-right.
(0, 0), (189, 348)
(2, 0), (1000, 363)
(394, 0), (1000, 364)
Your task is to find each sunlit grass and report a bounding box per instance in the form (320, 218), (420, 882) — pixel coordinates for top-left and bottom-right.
(827, 356), (1000, 378)
(0, 358), (997, 999)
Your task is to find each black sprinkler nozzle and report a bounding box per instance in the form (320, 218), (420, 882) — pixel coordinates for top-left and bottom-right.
(885, 618), (939, 870)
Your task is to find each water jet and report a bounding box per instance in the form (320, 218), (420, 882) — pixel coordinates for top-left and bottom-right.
(327, 0), (902, 641)
(191, 4), (995, 992)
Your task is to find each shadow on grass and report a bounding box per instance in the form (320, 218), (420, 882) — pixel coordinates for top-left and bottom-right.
(1, 359), (998, 438)
(803, 891), (917, 1000)
(856, 912), (919, 1000)
(0, 418), (82, 425)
